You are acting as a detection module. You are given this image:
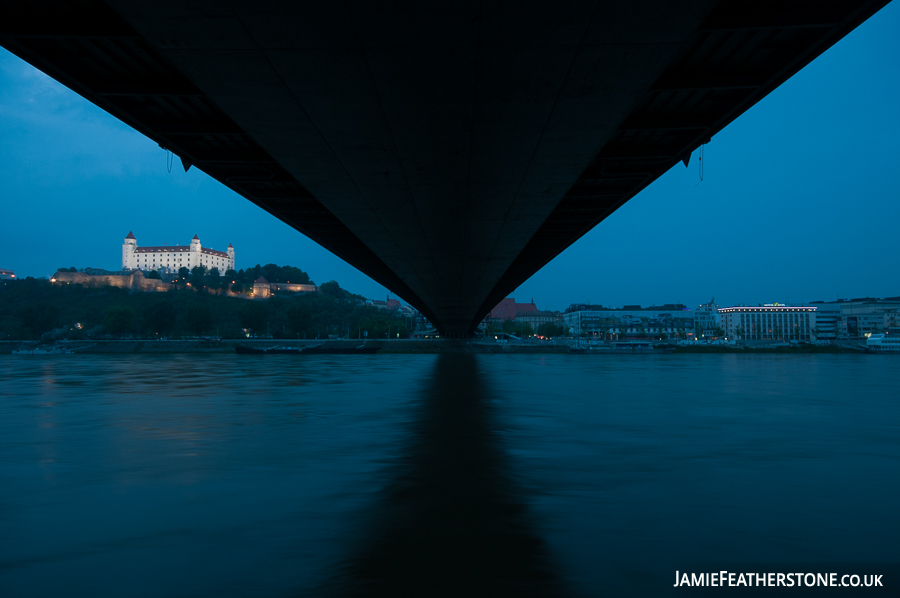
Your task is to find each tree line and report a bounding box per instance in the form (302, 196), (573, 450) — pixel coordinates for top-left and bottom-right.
(1, 271), (411, 341)
(152, 263), (314, 294)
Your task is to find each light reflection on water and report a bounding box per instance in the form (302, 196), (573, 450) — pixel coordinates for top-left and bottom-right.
(0, 353), (898, 597)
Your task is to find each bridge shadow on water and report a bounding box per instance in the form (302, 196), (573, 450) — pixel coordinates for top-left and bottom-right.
(315, 353), (569, 597)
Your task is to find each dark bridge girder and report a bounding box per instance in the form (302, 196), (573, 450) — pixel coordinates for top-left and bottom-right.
(1, 0), (889, 337)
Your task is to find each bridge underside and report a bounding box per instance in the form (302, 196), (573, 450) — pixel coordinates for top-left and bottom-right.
(1, 1), (888, 337)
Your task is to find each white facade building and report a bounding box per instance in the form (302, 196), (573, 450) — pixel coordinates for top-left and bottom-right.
(808, 303), (841, 339)
(563, 303), (693, 337)
(695, 298), (720, 337)
(812, 297), (900, 338)
(718, 305), (816, 341)
(122, 232), (234, 275)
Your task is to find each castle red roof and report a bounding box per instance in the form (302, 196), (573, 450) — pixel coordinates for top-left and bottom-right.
(132, 246), (228, 257)
(227, 243), (233, 248)
(192, 234), (200, 240)
(200, 248), (229, 257)
(255, 276), (269, 284)
(125, 231), (136, 239)
(489, 297), (538, 320)
(136, 246), (189, 253)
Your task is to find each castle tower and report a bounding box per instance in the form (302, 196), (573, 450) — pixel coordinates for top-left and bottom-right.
(187, 234), (201, 270)
(227, 243), (235, 271)
(122, 231), (137, 270)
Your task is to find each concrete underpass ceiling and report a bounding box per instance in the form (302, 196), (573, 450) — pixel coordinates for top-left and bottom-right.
(1, 0), (890, 335)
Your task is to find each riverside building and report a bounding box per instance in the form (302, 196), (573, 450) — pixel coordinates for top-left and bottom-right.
(718, 305), (816, 341)
(122, 231), (234, 275)
(695, 298), (720, 337)
(808, 303), (841, 339)
(811, 297), (900, 338)
(513, 310), (564, 330)
(563, 303), (693, 336)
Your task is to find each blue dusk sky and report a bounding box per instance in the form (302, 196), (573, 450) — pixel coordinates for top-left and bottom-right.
(1, 4), (898, 313)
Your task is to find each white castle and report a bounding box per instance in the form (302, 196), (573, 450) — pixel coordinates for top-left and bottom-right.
(122, 231), (235, 275)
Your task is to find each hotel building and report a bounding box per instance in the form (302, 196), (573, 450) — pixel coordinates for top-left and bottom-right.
(718, 305), (816, 341)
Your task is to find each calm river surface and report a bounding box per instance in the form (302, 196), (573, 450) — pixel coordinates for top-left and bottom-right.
(1, 353), (898, 597)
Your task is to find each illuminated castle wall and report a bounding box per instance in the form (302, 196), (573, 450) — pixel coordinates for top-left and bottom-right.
(122, 231), (234, 274)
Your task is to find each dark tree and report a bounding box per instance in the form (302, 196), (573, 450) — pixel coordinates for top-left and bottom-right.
(207, 267), (228, 292)
(189, 265), (208, 289)
(538, 322), (565, 337)
(260, 263), (281, 283)
(19, 303), (61, 339)
(281, 265), (311, 284)
(143, 302), (176, 336)
(178, 267), (190, 279)
(319, 280), (342, 298)
(287, 304), (311, 336)
(103, 306), (135, 337)
(356, 315), (408, 340)
(483, 323), (501, 336)
(238, 302), (269, 336)
(501, 320), (521, 335)
(147, 270), (162, 280)
(185, 304), (213, 336)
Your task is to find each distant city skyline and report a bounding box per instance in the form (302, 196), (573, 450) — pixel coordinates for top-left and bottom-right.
(1, 2), (898, 313)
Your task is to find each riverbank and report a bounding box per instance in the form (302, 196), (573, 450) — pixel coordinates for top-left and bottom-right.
(0, 339), (870, 354)
(0, 339), (569, 355)
(671, 343), (863, 354)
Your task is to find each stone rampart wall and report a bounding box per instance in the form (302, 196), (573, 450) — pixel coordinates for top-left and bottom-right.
(271, 283), (318, 293)
(53, 271), (170, 292)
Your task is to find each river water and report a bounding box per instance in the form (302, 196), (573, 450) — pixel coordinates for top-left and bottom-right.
(1, 353), (898, 597)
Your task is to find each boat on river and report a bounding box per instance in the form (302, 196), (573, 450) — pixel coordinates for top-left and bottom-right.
(235, 344), (379, 355)
(235, 345), (301, 354)
(12, 345), (71, 355)
(568, 340), (673, 354)
(864, 334), (900, 353)
(299, 345), (379, 355)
